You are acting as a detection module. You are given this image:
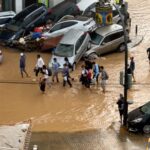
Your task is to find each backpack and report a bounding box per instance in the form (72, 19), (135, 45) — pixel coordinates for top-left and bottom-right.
(47, 68), (52, 76)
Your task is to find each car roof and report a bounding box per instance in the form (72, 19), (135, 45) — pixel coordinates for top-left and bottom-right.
(60, 29), (84, 45)
(95, 24), (123, 36)
(77, 0), (98, 11)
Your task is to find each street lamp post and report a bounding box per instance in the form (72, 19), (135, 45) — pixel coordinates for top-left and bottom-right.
(111, 2), (129, 126)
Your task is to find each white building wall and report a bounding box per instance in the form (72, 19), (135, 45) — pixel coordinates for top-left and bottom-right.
(49, 0), (64, 7)
(15, 0), (22, 13)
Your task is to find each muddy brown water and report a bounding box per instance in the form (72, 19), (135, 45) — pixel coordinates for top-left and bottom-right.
(1, 0), (150, 149)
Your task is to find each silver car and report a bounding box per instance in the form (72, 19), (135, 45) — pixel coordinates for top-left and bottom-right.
(85, 24), (127, 58)
(49, 29), (91, 70)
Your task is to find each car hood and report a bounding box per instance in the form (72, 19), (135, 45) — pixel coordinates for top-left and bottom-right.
(128, 107), (143, 122)
(0, 28), (16, 41)
(49, 55), (75, 69)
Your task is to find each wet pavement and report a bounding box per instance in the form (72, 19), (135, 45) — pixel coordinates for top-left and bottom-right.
(0, 0), (150, 149)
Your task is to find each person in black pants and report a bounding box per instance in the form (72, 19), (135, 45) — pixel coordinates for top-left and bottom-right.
(147, 48), (150, 66)
(117, 94), (125, 124)
(62, 64), (72, 87)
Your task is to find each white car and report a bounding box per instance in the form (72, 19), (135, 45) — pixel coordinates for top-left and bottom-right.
(42, 15), (97, 39)
(49, 29), (91, 70)
(77, 0), (124, 24)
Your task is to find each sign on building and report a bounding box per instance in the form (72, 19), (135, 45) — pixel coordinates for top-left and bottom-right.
(95, 2), (113, 26)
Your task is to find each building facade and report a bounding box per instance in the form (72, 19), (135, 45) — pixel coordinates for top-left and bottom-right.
(0, 0), (66, 13)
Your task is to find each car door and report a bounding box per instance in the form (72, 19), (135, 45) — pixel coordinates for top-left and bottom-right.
(98, 33), (118, 54)
(75, 33), (87, 62)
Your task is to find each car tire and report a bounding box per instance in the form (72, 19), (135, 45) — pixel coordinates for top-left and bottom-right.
(118, 43), (126, 52)
(143, 125), (150, 134)
(88, 53), (98, 60)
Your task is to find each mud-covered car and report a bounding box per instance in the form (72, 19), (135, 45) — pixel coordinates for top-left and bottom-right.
(49, 29), (91, 70)
(84, 24), (128, 59)
(0, 3), (48, 45)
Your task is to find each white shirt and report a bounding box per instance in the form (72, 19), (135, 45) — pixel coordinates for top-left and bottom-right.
(43, 69), (49, 79)
(36, 57), (44, 68)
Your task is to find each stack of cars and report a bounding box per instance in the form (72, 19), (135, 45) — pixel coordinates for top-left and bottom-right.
(0, 0), (130, 70)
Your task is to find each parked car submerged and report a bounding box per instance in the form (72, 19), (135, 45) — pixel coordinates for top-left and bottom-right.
(41, 15), (96, 50)
(128, 101), (150, 133)
(0, 11), (16, 27)
(0, 3), (48, 45)
(49, 29), (91, 70)
(84, 24), (127, 59)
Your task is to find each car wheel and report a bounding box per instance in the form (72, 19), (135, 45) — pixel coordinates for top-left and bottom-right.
(143, 125), (150, 134)
(88, 53), (98, 60)
(118, 43), (126, 52)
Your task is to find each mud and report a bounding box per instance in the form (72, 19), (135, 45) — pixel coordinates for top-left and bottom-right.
(0, 0), (150, 149)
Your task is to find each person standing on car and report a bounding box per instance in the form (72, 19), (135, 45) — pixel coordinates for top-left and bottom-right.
(62, 64), (72, 87)
(93, 61), (100, 85)
(0, 50), (3, 64)
(52, 58), (60, 83)
(35, 54), (45, 77)
(147, 47), (150, 66)
(117, 94), (125, 124)
(19, 53), (29, 78)
(100, 66), (109, 93)
(129, 57), (136, 82)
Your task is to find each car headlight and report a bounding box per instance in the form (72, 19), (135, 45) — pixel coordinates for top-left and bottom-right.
(132, 118), (143, 123)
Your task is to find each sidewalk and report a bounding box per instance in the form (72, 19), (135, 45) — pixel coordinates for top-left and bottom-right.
(0, 123), (31, 150)
(128, 35), (143, 49)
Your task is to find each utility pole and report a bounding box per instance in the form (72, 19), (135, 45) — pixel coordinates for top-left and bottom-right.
(110, 2), (129, 126)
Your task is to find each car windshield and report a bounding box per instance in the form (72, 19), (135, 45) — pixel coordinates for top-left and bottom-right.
(54, 44), (74, 57)
(90, 31), (103, 45)
(141, 102), (150, 114)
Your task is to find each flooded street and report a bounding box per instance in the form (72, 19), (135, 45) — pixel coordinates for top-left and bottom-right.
(1, 0), (150, 149)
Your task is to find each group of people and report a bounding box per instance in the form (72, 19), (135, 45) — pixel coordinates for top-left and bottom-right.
(17, 46), (150, 94)
(80, 60), (109, 93)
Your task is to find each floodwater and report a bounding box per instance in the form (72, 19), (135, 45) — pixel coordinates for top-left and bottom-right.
(1, 0), (150, 149)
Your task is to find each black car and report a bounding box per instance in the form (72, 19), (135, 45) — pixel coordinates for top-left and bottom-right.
(46, 1), (80, 22)
(0, 3), (48, 45)
(127, 101), (150, 133)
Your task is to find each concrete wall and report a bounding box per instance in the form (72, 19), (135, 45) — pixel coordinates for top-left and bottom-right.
(15, 0), (22, 13)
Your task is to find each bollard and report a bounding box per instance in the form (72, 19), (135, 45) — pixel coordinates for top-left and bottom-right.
(127, 74), (132, 89)
(135, 25), (138, 36)
(120, 71), (124, 86)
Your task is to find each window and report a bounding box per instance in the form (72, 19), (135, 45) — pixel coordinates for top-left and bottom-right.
(49, 23), (62, 32)
(54, 44), (74, 57)
(62, 21), (77, 28)
(90, 32), (103, 45)
(75, 39), (81, 53)
(104, 31), (123, 43)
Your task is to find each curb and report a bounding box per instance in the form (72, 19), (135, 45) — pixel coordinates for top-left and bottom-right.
(128, 35), (143, 49)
